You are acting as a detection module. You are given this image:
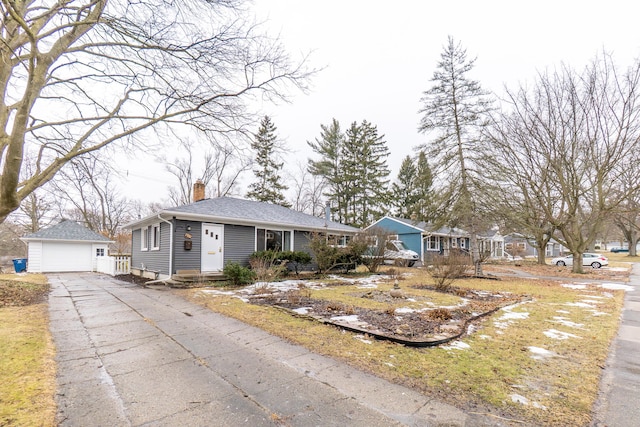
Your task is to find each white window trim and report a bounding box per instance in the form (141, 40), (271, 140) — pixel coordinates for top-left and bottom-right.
(151, 223), (161, 250)
(426, 235), (440, 251)
(141, 227), (149, 251)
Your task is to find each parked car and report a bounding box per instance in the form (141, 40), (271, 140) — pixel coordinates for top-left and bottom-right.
(364, 240), (420, 267)
(610, 247), (629, 253)
(551, 253), (609, 268)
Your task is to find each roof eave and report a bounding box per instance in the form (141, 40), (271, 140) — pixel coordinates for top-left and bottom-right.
(125, 210), (358, 234)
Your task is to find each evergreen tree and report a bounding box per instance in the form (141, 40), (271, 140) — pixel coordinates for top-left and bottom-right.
(413, 151), (435, 220)
(418, 36), (493, 274)
(307, 119), (346, 221)
(246, 116), (290, 207)
(341, 120), (391, 228)
(391, 151), (434, 221)
(308, 119), (391, 227)
(391, 155), (418, 218)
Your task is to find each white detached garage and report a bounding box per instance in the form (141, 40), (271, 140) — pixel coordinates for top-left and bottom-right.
(21, 220), (113, 273)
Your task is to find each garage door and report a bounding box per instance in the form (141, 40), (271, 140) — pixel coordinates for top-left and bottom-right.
(41, 242), (93, 272)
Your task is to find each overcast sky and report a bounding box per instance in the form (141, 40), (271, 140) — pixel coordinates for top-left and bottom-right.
(122, 0), (640, 205)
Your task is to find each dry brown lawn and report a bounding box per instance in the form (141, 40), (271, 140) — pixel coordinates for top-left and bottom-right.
(186, 262), (630, 426)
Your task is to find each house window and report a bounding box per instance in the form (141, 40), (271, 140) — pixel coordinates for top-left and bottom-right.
(141, 227), (149, 251)
(96, 248), (105, 257)
(426, 236), (439, 251)
(151, 223), (160, 250)
(517, 242), (526, 250)
(256, 229), (291, 251)
(328, 234), (350, 247)
(460, 239), (466, 249)
(505, 242), (513, 250)
(451, 239), (457, 248)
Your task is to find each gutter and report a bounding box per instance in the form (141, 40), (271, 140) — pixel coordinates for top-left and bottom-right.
(157, 214), (174, 278)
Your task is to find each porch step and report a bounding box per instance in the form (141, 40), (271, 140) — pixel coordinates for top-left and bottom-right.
(172, 270), (226, 283)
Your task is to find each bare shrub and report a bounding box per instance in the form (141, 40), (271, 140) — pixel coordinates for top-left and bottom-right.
(249, 255), (286, 282)
(427, 252), (471, 292)
(421, 308), (453, 321)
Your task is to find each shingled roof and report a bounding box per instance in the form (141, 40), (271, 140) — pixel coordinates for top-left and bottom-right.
(21, 220), (112, 242)
(126, 197), (359, 234)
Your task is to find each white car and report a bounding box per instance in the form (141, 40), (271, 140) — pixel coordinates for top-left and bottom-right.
(551, 253), (608, 268)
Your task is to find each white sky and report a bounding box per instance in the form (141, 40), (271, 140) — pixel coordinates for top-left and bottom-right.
(121, 0), (640, 205)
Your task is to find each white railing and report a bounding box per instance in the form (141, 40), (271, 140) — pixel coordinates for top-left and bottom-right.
(95, 255), (131, 276)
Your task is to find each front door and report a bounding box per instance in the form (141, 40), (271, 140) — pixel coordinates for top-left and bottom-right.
(201, 223), (224, 272)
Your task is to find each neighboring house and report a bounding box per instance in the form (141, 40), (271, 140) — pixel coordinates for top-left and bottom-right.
(503, 233), (566, 258)
(365, 216), (505, 263)
(20, 220), (112, 273)
(365, 217), (474, 263)
(124, 184), (359, 280)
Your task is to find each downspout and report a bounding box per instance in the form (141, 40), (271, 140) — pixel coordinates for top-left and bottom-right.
(158, 214), (174, 278)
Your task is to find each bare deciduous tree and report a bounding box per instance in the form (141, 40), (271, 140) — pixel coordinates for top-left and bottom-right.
(486, 54), (640, 272)
(165, 138), (251, 205)
(0, 0), (311, 224)
(52, 155), (133, 240)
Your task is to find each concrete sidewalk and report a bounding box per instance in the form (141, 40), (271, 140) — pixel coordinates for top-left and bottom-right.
(48, 273), (493, 427)
(591, 263), (640, 427)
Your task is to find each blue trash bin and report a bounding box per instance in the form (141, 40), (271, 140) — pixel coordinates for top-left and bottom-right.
(12, 258), (27, 273)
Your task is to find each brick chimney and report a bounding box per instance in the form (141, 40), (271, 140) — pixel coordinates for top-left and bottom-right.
(193, 179), (205, 202)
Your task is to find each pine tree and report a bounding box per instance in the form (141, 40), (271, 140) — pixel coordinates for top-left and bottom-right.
(246, 116), (290, 207)
(391, 155), (418, 218)
(307, 119), (346, 221)
(418, 36), (493, 274)
(308, 119), (391, 227)
(341, 120), (391, 228)
(392, 151), (434, 221)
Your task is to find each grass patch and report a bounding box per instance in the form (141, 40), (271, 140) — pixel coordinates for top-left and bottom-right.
(0, 274), (55, 427)
(185, 268), (626, 426)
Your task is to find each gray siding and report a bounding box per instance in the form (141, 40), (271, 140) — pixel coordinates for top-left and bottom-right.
(131, 223), (170, 275)
(224, 224), (255, 266)
(173, 220), (202, 273)
(294, 231), (313, 254)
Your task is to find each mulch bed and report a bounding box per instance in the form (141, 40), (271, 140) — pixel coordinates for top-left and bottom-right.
(249, 286), (523, 343)
(0, 280), (49, 308)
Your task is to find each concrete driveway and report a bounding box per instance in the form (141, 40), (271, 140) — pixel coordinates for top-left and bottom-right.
(48, 273), (487, 427)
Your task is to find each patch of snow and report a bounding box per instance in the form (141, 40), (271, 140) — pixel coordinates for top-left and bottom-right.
(565, 302), (597, 309)
(528, 346), (556, 360)
(600, 283), (634, 291)
(441, 341), (471, 350)
(551, 317), (583, 329)
(544, 329), (582, 340)
(384, 362), (395, 367)
(331, 314), (360, 323)
(562, 284), (587, 290)
(353, 335), (372, 344)
(478, 335), (493, 340)
(591, 311), (610, 317)
(200, 289), (236, 296)
(511, 394), (529, 405)
(395, 307), (416, 314)
(556, 310), (571, 314)
(608, 267), (629, 272)
(292, 307), (312, 315)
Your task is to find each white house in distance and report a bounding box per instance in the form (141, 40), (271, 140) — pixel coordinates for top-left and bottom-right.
(21, 220), (112, 273)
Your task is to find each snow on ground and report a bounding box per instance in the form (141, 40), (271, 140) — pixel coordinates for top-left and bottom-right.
(550, 316), (583, 329)
(493, 302), (531, 332)
(441, 341), (471, 350)
(600, 283), (634, 291)
(562, 283), (588, 290)
(544, 329), (582, 340)
(511, 394), (547, 410)
(528, 346), (556, 360)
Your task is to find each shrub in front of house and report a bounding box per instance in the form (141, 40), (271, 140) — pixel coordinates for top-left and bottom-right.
(223, 261), (256, 286)
(249, 250), (313, 277)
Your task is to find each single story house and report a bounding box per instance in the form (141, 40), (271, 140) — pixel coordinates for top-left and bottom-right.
(20, 220), (112, 273)
(504, 233), (566, 258)
(365, 216), (505, 263)
(124, 184), (359, 280)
